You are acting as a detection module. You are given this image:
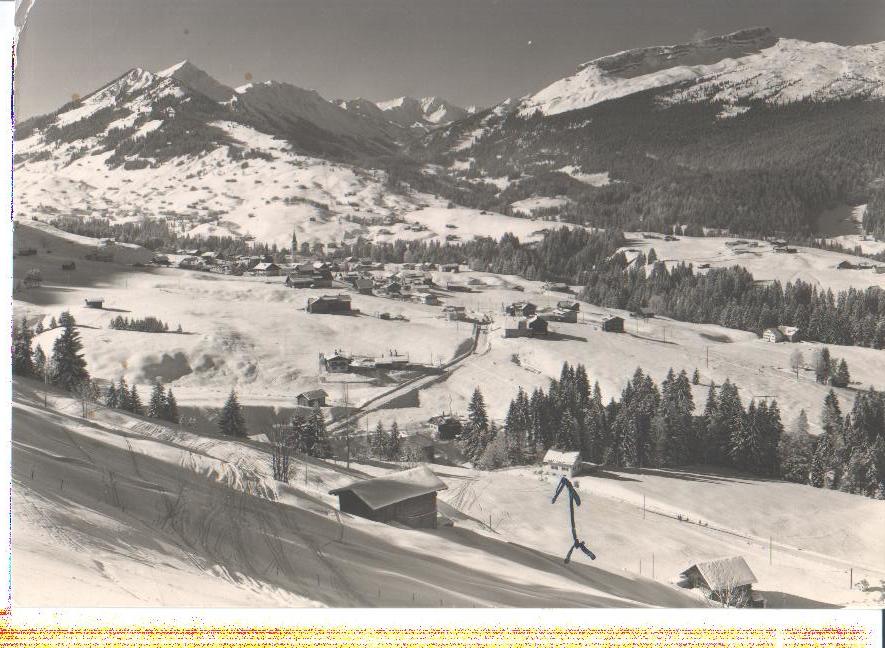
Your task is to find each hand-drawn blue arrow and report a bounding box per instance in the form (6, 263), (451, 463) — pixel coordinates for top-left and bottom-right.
(551, 476), (596, 563)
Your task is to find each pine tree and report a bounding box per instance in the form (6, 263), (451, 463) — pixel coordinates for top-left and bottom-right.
(12, 317), (35, 376)
(815, 347), (832, 384)
(373, 421), (388, 459)
(117, 378), (131, 411)
(831, 359), (850, 388)
(49, 317), (89, 391)
(129, 384), (144, 416)
(307, 406), (332, 458)
(477, 422), (508, 469)
(778, 410), (814, 483)
(147, 381), (166, 418)
(692, 368), (701, 385)
(218, 388), (247, 437)
(164, 388), (180, 423)
(35, 319), (44, 335)
(32, 344), (46, 378)
(387, 421), (401, 461)
(463, 387), (490, 462)
(105, 381), (119, 409)
(58, 311), (75, 329)
(49, 316), (57, 329)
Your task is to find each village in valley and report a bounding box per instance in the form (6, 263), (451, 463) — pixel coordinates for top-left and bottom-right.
(10, 18), (885, 611)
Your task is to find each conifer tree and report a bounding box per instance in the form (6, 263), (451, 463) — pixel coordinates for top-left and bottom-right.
(32, 344), (46, 379)
(831, 359), (851, 388)
(12, 317), (34, 376)
(307, 406), (332, 458)
(129, 384), (144, 416)
(147, 381), (166, 419)
(49, 316), (57, 329)
(692, 368), (701, 385)
(387, 421), (401, 461)
(117, 378), (131, 411)
(49, 317), (89, 391)
(218, 388), (247, 437)
(164, 388), (180, 424)
(34, 319), (44, 335)
(105, 381), (119, 409)
(815, 347), (832, 384)
(373, 421), (387, 459)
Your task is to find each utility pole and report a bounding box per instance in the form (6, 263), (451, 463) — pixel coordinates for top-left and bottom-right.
(643, 494), (646, 520)
(849, 568), (853, 590)
(706, 346), (709, 369)
(769, 536), (772, 565)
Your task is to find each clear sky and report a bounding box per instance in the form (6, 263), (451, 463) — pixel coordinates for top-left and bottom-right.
(14, 0), (885, 118)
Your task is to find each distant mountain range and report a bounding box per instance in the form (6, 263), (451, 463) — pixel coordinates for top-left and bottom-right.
(14, 28), (885, 241)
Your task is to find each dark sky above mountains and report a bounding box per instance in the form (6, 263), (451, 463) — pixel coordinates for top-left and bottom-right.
(15, 0), (885, 118)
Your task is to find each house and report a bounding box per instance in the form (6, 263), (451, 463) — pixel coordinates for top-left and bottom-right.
(84, 297), (104, 309)
(445, 281), (470, 292)
(525, 315), (549, 336)
(778, 325), (800, 342)
(677, 556), (763, 607)
(431, 415), (462, 441)
(253, 262), (281, 277)
(836, 260), (856, 270)
(442, 305), (467, 321)
(601, 315), (624, 332)
(505, 301), (537, 317)
(762, 328), (785, 343)
(440, 263), (460, 273)
(542, 449), (582, 477)
(557, 300), (580, 312)
(328, 465), (448, 529)
(323, 352), (351, 373)
(414, 293), (439, 306)
(544, 282), (571, 293)
(296, 389), (329, 408)
(355, 277), (374, 294)
(152, 254), (170, 265)
(543, 308), (577, 323)
(285, 275), (315, 289)
(307, 294), (352, 314)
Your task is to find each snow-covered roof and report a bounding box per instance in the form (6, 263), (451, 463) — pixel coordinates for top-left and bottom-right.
(329, 465), (448, 510)
(298, 389), (328, 400)
(680, 556), (757, 591)
(543, 449), (581, 465)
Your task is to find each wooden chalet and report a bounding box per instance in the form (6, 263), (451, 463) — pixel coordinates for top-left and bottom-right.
(84, 297), (104, 309)
(601, 315), (624, 332)
(329, 465), (448, 529)
(505, 301), (537, 317)
(307, 294), (352, 314)
(296, 389), (329, 408)
(678, 556), (763, 607)
(252, 262), (281, 277)
(430, 415), (462, 440)
(542, 448), (582, 477)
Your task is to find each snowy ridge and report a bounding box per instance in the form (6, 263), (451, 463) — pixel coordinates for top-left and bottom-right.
(519, 29), (885, 116)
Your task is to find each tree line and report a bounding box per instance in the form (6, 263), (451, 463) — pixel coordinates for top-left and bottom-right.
(459, 361), (884, 499)
(580, 254), (885, 349)
(109, 315), (183, 334)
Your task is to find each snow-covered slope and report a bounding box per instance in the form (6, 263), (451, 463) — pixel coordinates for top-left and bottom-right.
(519, 27), (885, 116)
(12, 378), (699, 607)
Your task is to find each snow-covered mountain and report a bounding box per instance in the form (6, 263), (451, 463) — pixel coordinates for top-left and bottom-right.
(375, 96), (471, 131)
(157, 60), (235, 102)
(518, 27), (885, 117)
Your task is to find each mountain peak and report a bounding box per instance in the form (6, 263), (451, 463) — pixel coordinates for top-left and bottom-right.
(374, 95), (468, 129)
(156, 59), (234, 102)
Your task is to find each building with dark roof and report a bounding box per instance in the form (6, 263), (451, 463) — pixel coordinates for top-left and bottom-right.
(329, 465), (448, 528)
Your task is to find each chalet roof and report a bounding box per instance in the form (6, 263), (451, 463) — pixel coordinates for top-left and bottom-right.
(680, 556), (757, 591)
(254, 262), (279, 270)
(778, 325), (799, 336)
(298, 389), (329, 400)
(543, 449), (581, 465)
(329, 465), (448, 510)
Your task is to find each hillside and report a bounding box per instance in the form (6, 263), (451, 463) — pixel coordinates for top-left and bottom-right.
(12, 378), (700, 607)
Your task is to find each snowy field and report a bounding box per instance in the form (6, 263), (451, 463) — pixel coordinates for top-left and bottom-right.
(621, 234), (885, 293)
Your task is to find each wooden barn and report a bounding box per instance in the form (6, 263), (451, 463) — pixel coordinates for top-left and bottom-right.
(84, 297), (104, 309)
(431, 415), (462, 440)
(329, 465), (448, 529)
(252, 262), (281, 277)
(601, 315), (624, 332)
(678, 556), (763, 607)
(307, 294), (352, 314)
(505, 301), (537, 317)
(557, 300), (580, 311)
(296, 389), (328, 408)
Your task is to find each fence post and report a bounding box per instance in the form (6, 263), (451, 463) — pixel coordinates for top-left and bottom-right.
(850, 568), (853, 590)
